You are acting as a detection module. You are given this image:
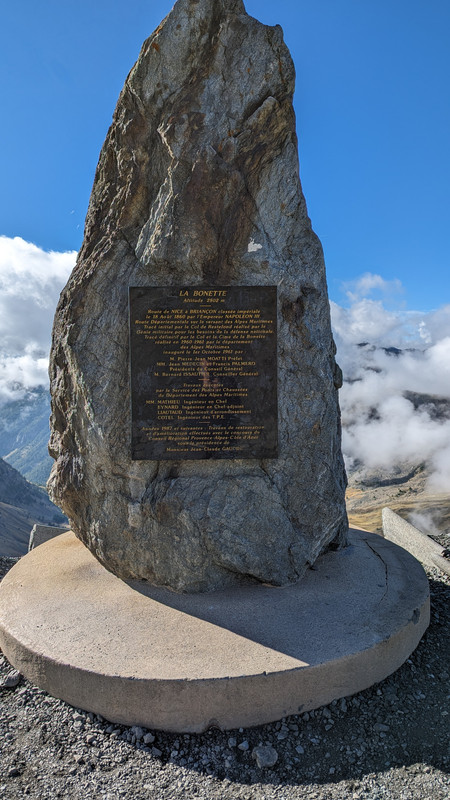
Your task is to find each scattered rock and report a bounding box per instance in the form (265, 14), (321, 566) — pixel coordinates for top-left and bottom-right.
(252, 745), (279, 768)
(130, 725), (145, 741)
(1, 670), (21, 688)
(7, 767), (22, 778)
(373, 723), (390, 733)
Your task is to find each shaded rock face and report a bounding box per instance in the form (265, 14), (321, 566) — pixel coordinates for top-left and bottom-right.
(48, 0), (348, 592)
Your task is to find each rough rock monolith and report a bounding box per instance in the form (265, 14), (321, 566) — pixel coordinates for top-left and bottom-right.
(48, 0), (348, 592)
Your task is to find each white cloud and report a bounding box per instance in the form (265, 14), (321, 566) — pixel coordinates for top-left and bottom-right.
(331, 298), (401, 350)
(343, 272), (403, 304)
(333, 275), (450, 493)
(0, 236), (75, 403)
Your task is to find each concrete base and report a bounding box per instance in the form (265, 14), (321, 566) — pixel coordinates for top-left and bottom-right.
(0, 529), (429, 733)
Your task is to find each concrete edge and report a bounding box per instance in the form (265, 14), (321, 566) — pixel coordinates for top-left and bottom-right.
(382, 507), (450, 577)
(0, 528), (431, 732)
(0, 591), (430, 733)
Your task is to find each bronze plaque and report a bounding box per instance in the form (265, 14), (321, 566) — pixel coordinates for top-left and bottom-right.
(129, 286), (278, 460)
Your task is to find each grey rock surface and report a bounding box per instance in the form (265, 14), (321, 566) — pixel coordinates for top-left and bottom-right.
(252, 745), (279, 768)
(48, 0), (347, 591)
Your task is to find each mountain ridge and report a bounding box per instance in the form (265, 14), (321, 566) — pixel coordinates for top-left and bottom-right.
(0, 456), (66, 556)
(0, 387), (53, 485)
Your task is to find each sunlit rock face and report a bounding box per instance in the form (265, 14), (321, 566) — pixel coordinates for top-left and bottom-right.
(48, 0), (348, 592)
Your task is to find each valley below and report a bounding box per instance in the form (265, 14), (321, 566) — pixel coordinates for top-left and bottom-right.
(346, 462), (450, 546)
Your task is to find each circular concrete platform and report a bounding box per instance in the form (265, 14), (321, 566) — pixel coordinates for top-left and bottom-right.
(0, 529), (429, 733)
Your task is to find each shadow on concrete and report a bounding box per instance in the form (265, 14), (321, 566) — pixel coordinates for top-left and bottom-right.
(113, 575), (450, 787)
(123, 528), (429, 666)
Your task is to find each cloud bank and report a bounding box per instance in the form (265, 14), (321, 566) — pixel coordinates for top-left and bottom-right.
(0, 240), (449, 494)
(0, 236), (75, 403)
(332, 274), (450, 494)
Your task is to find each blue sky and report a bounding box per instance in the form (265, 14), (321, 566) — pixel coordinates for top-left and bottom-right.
(1, 0), (449, 310)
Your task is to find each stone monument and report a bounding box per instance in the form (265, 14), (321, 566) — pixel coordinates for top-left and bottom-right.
(47, 0), (348, 592)
(0, 0), (430, 733)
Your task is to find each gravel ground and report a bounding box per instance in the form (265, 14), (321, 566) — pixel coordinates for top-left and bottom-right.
(0, 552), (449, 800)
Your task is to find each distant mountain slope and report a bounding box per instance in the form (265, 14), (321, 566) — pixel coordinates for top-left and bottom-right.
(346, 461), (450, 542)
(0, 387), (53, 485)
(0, 501), (37, 557)
(0, 457), (67, 556)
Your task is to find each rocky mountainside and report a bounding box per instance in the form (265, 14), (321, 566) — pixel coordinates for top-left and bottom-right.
(0, 457), (66, 556)
(0, 387), (53, 486)
(346, 461), (450, 542)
